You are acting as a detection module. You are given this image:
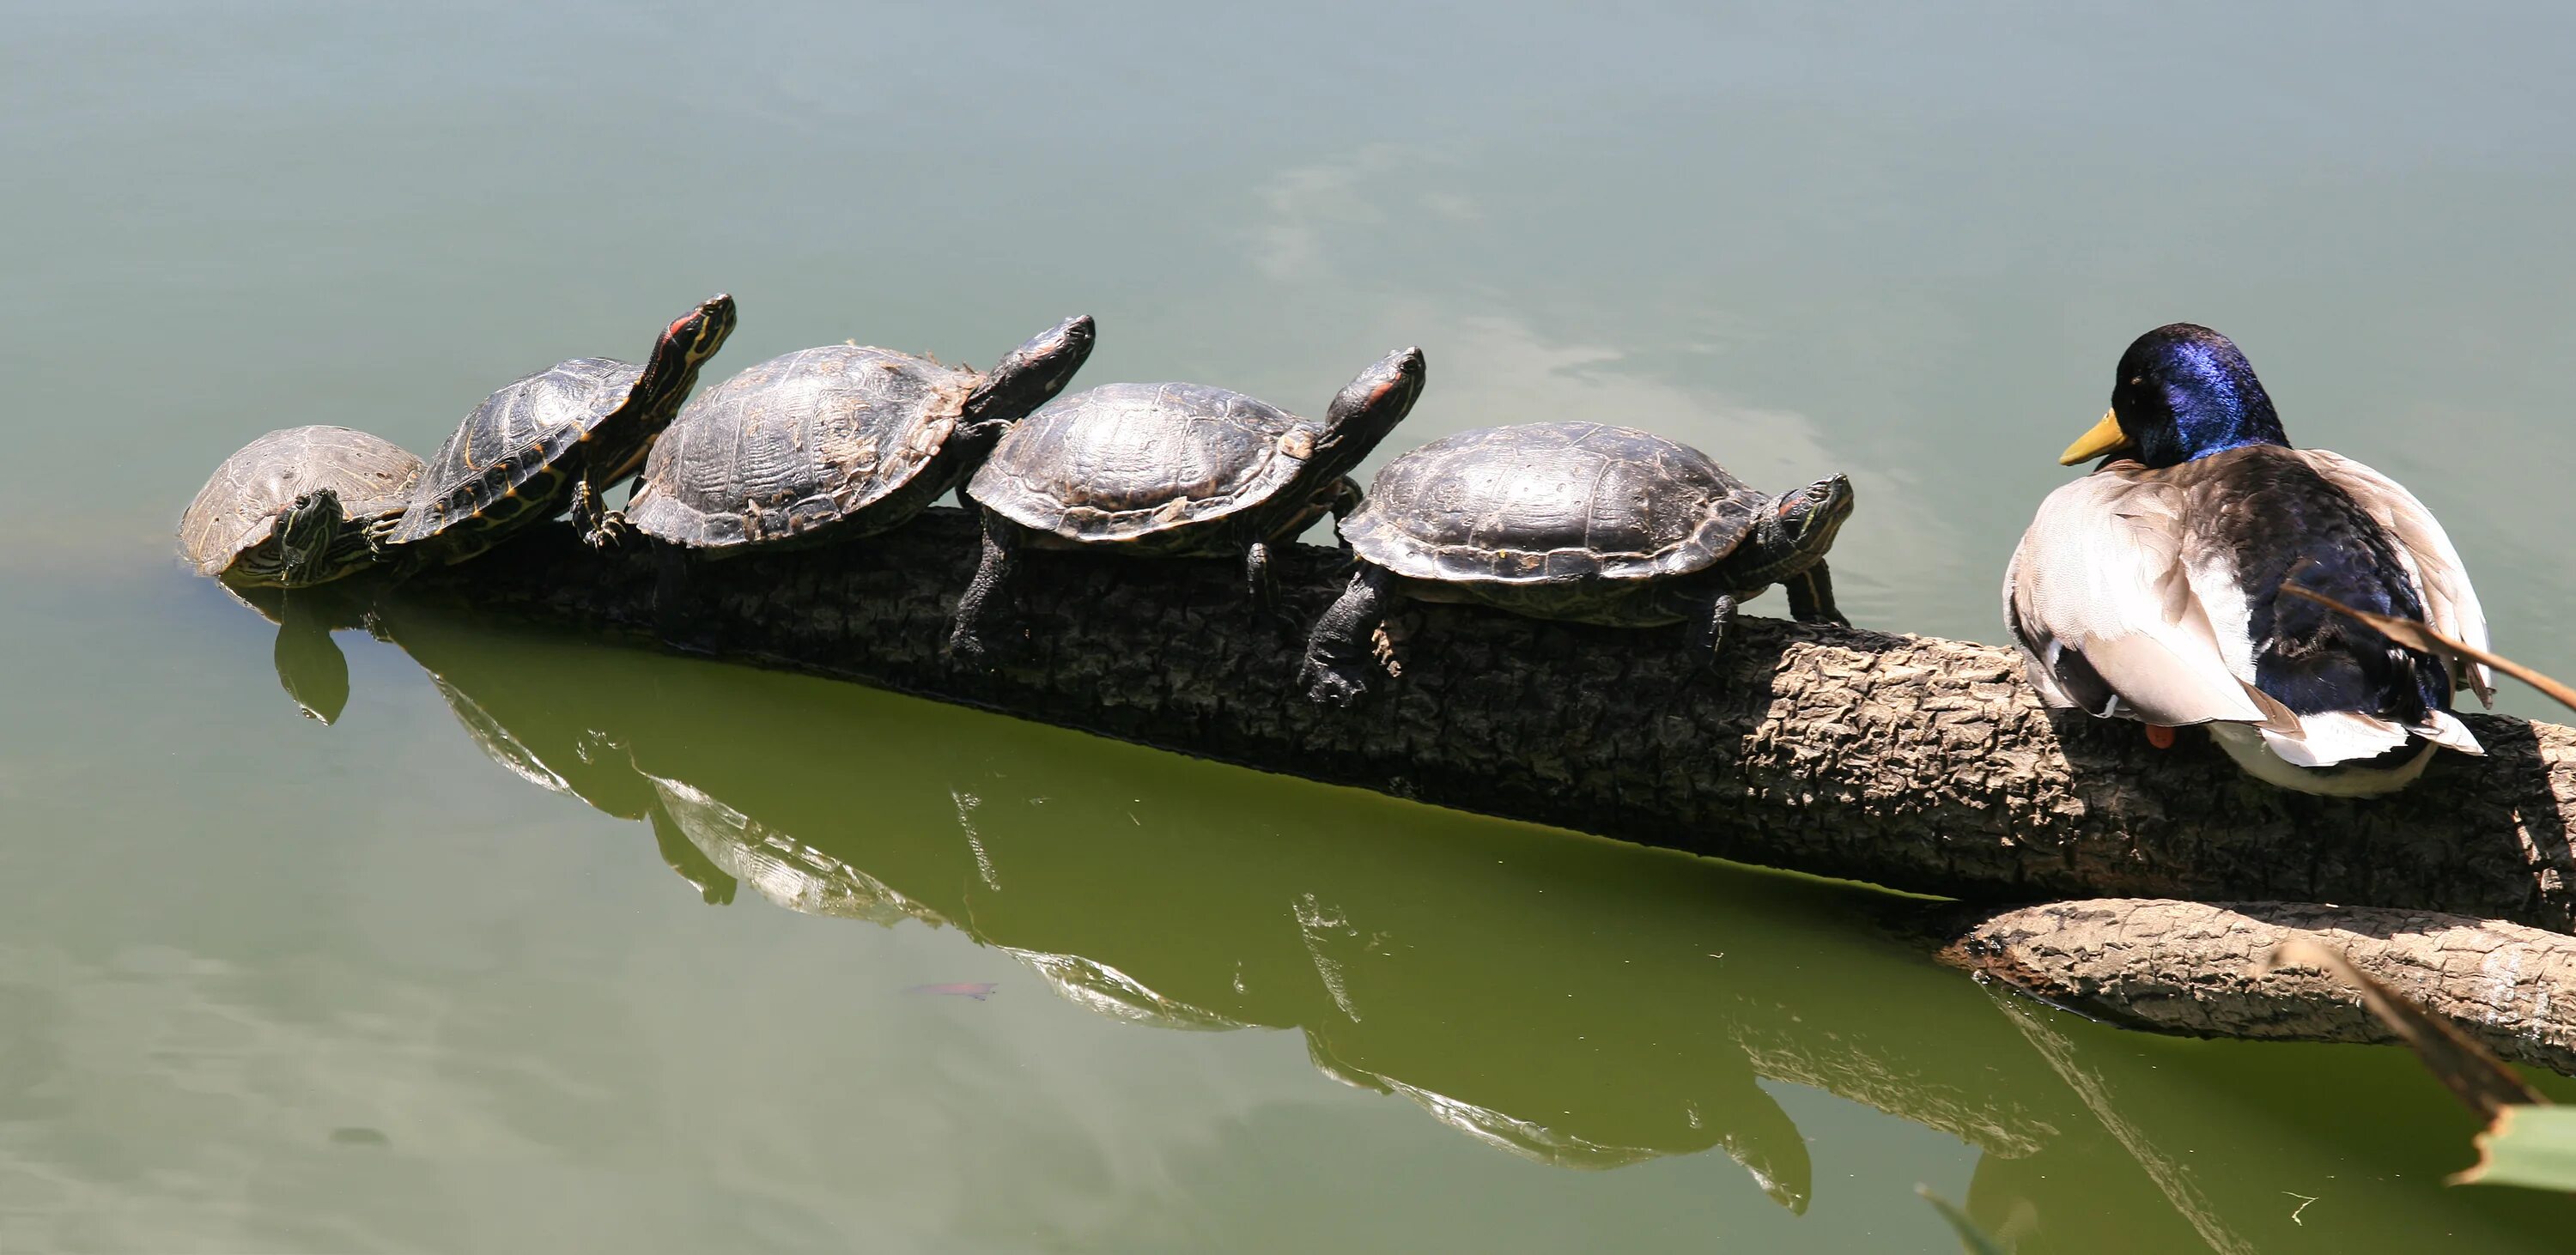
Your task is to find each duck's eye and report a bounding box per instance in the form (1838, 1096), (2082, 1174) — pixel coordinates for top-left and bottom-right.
(2128, 376), (2144, 386)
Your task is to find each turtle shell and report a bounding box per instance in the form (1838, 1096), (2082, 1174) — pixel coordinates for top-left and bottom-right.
(383, 356), (642, 550)
(624, 345), (975, 549)
(178, 426), (424, 585)
(1340, 421), (1765, 585)
(969, 382), (1315, 543)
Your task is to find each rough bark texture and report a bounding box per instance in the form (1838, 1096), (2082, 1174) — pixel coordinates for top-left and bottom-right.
(399, 509), (2576, 930)
(1941, 899), (2576, 1076)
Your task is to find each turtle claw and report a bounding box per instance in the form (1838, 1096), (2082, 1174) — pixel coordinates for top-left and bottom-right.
(581, 512), (635, 550)
(1301, 662), (1370, 708)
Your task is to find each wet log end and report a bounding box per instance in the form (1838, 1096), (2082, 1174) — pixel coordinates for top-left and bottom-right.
(1940, 899), (2576, 1076)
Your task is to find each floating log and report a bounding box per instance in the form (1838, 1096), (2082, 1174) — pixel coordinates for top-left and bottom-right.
(395, 507), (2576, 932)
(1936, 899), (2576, 1076)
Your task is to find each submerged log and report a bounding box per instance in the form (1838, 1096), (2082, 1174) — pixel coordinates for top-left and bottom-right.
(397, 507), (2576, 931)
(1936, 899), (2576, 1077)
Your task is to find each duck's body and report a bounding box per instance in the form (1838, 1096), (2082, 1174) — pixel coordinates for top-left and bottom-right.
(2005, 324), (2491, 796)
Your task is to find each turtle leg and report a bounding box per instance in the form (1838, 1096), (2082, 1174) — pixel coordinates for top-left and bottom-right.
(959, 416), (1017, 449)
(1299, 565), (1393, 706)
(1244, 540), (1305, 638)
(1690, 592), (1739, 671)
(1244, 542), (1276, 615)
(1321, 477), (1362, 554)
(574, 472), (629, 549)
(362, 513), (402, 558)
(1783, 561), (1850, 627)
(948, 512), (1021, 666)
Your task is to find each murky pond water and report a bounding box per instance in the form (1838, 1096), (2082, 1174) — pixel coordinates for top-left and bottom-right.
(9, 3), (2576, 1250)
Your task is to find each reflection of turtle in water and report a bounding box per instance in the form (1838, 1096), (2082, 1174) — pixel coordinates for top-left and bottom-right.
(378, 600), (2027, 1210)
(646, 797), (738, 906)
(179, 426), (424, 588)
(645, 774), (940, 924)
(211, 582), (374, 724)
(1300, 421), (1856, 704)
(999, 947), (1249, 1032)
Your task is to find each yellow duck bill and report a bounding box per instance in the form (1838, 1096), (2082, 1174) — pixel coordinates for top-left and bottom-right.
(2058, 409), (2131, 465)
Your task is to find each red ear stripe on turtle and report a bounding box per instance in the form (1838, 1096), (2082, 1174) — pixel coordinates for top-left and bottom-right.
(1344, 348), (1427, 414)
(665, 294), (736, 346)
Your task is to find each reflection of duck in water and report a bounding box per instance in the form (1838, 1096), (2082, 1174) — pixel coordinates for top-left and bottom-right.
(379, 603), (2059, 1205)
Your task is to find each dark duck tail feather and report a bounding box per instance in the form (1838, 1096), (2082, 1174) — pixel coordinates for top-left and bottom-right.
(2178, 447), (2453, 731)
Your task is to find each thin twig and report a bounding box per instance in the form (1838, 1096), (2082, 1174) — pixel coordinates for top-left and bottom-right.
(2276, 580), (2576, 712)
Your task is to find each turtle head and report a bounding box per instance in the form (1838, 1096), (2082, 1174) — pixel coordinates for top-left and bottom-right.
(1752, 474), (1855, 577)
(631, 294), (739, 419)
(1309, 347), (1427, 471)
(962, 314), (1097, 433)
(274, 489), (349, 585)
(659, 293), (738, 369)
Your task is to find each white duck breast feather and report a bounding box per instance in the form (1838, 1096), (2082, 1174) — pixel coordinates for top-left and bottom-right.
(2005, 445), (2490, 774)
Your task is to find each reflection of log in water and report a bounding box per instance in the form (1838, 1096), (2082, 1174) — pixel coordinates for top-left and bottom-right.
(399, 512), (2576, 931)
(374, 514), (2576, 1076)
(379, 601), (2080, 1210)
(374, 601), (2576, 1249)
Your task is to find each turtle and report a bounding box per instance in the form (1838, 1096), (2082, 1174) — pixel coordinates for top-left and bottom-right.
(1296, 421), (1856, 706)
(179, 425), (426, 588)
(619, 314), (1096, 554)
(947, 347), (1427, 663)
(378, 293), (737, 563)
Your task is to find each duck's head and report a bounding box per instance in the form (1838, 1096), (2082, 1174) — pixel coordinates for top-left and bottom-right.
(2060, 324), (2289, 469)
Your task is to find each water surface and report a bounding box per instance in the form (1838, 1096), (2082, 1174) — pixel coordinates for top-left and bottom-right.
(9, 3), (2576, 1250)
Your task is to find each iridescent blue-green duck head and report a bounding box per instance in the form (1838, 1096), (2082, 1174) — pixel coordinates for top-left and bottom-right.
(2060, 324), (2289, 469)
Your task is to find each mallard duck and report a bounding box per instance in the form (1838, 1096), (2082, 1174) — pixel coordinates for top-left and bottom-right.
(2003, 324), (2492, 796)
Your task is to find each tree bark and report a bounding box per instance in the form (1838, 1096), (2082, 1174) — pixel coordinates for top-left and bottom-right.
(1934, 898), (2576, 1077)
(398, 508), (2576, 931)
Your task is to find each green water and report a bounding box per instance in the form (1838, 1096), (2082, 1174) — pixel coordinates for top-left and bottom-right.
(10, 3), (2576, 1250)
